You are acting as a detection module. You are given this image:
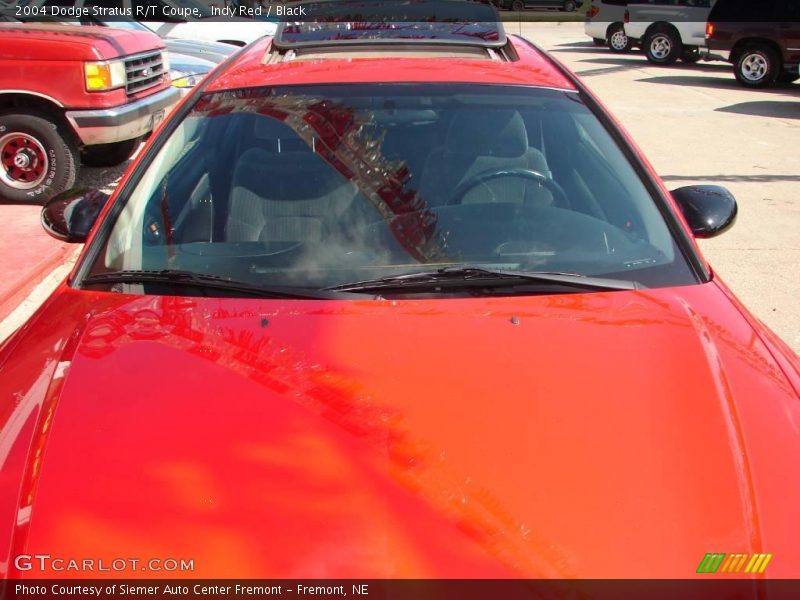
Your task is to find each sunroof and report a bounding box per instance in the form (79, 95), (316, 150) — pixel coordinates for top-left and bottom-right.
(273, 1), (506, 50)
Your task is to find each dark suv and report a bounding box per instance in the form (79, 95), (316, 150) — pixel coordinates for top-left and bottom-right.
(705, 0), (800, 88)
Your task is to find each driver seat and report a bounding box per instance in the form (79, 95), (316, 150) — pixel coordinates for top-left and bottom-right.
(419, 110), (553, 207)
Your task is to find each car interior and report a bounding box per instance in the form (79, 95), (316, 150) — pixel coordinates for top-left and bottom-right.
(102, 85), (685, 287)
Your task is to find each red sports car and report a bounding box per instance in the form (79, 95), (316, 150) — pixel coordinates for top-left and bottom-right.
(1, 7), (799, 582)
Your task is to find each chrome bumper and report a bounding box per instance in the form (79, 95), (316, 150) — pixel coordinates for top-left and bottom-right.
(66, 87), (180, 147)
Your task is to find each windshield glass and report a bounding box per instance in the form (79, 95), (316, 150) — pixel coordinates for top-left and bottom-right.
(86, 84), (697, 294)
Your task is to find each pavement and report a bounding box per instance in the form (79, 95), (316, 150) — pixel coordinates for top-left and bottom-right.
(0, 206), (74, 326)
(0, 22), (798, 351)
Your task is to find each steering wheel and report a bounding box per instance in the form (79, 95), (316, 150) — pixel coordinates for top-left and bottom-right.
(446, 168), (568, 207)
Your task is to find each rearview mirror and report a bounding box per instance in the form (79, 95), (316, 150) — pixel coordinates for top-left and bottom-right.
(41, 188), (110, 243)
(671, 185), (738, 239)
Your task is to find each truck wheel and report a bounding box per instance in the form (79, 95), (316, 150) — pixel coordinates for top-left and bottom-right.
(734, 45), (779, 88)
(607, 23), (633, 53)
(681, 47), (701, 63)
(512, 0), (524, 11)
(562, 0), (576, 11)
(80, 138), (141, 168)
(644, 27), (682, 65)
(0, 112), (77, 204)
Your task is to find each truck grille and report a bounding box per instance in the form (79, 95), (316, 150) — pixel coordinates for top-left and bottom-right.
(124, 51), (165, 95)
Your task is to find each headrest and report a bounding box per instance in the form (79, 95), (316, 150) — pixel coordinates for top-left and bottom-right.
(252, 115), (294, 140)
(445, 110), (528, 158)
(232, 148), (350, 201)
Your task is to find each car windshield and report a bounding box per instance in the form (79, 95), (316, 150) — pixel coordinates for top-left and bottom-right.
(85, 84), (698, 295)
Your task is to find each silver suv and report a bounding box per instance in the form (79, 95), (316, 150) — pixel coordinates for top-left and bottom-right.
(585, 1), (636, 53)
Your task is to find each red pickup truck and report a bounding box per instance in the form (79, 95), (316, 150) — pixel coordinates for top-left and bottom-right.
(0, 23), (179, 202)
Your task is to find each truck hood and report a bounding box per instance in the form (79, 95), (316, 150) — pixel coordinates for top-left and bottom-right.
(5, 283), (800, 577)
(0, 24), (165, 61)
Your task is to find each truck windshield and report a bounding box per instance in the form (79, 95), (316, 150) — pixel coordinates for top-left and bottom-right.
(85, 84), (697, 295)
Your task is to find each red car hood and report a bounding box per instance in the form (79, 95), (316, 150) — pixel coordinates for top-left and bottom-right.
(3, 282), (799, 578)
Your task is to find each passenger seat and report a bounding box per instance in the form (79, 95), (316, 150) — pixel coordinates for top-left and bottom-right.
(225, 120), (358, 244)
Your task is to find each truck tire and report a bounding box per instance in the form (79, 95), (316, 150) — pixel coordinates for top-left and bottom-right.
(644, 26), (682, 65)
(734, 45), (779, 88)
(562, 0), (576, 11)
(80, 138), (141, 168)
(607, 23), (633, 53)
(0, 112), (77, 204)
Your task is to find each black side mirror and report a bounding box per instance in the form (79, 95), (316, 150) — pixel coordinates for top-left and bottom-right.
(671, 185), (738, 239)
(41, 188), (110, 243)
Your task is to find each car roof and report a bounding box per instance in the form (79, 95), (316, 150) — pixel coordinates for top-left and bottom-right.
(205, 34), (577, 93)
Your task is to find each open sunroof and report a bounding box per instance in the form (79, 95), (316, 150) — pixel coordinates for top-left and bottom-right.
(273, 1), (506, 50)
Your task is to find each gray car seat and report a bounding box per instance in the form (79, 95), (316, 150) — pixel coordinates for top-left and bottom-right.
(226, 117), (358, 244)
(419, 109), (553, 207)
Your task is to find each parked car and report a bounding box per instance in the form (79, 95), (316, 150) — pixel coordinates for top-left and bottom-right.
(157, 36), (237, 65)
(2, 0), (799, 579)
(624, 0), (715, 64)
(168, 52), (218, 95)
(79, 17), (239, 63)
(496, 0), (583, 11)
(0, 22), (178, 202)
(24, 0), (278, 46)
(705, 0), (800, 87)
(585, 0), (635, 52)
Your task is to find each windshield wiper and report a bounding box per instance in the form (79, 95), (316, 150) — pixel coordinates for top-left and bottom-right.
(324, 266), (641, 294)
(82, 270), (348, 300)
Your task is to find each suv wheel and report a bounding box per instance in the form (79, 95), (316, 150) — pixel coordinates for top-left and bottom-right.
(0, 112), (77, 203)
(562, 0), (576, 11)
(607, 23), (632, 53)
(644, 27), (682, 65)
(735, 45), (779, 88)
(81, 138), (141, 168)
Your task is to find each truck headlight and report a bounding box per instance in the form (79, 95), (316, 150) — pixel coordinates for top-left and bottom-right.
(84, 60), (127, 92)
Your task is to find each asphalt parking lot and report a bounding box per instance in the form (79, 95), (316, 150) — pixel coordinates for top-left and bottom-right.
(77, 22), (799, 352)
